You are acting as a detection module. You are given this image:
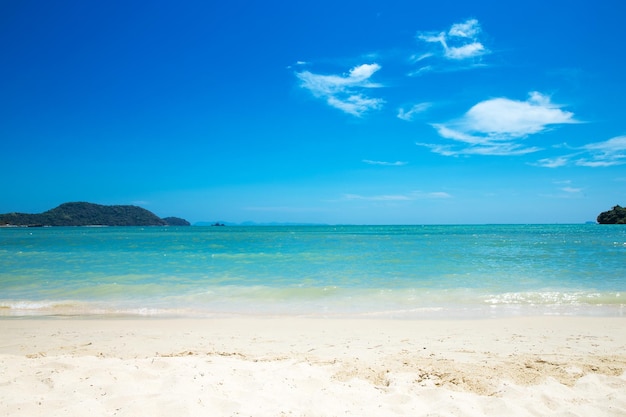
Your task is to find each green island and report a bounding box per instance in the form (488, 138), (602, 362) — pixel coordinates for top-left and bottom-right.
(0, 202), (190, 227)
(597, 205), (626, 224)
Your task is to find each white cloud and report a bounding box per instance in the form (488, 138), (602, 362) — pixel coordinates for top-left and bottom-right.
(362, 160), (408, 166)
(581, 136), (626, 151)
(415, 142), (458, 157)
(297, 64), (381, 95)
(445, 42), (486, 60)
(455, 92), (577, 139)
(412, 52), (434, 62)
(327, 94), (384, 117)
(287, 60), (309, 69)
(344, 193), (412, 201)
(534, 156), (571, 168)
(448, 19), (482, 38)
(576, 136), (626, 167)
(417, 141), (541, 157)
(296, 63), (384, 117)
(575, 160), (620, 167)
(419, 32), (446, 44)
(415, 18), (489, 71)
(420, 92), (577, 157)
(534, 136), (626, 168)
(561, 187), (582, 193)
(407, 65), (435, 77)
(397, 102), (432, 121)
(348, 63), (381, 82)
(344, 191), (451, 201)
(467, 143), (541, 156)
(431, 124), (486, 144)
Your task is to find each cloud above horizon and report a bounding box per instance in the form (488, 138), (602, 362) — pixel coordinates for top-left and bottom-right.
(535, 136), (626, 168)
(296, 63), (385, 117)
(344, 190), (451, 201)
(292, 20), (615, 172)
(418, 92), (578, 156)
(362, 160), (408, 166)
(295, 19), (492, 117)
(578, 136), (626, 167)
(397, 102), (432, 121)
(412, 19), (489, 75)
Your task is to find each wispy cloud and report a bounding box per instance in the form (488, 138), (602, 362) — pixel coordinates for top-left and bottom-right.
(534, 136), (626, 168)
(534, 156), (571, 168)
(412, 19), (489, 74)
(362, 160), (408, 166)
(576, 136), (626, 167)
(418, 92), (578, 156)
(344, 193), (412, 201)
(286, 60), (309, 70)
(397, 102), (432, 121)
(296, 63), (385, 117)
(561, 186), (583, 193)
(344, 191), (451, 201)
(418, 141), (541, 157)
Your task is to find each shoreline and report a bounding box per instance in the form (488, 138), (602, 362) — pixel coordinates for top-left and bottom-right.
(2, 304), (624, 320)
(2, 288), (625, 319)
(2, 316), (625, 416)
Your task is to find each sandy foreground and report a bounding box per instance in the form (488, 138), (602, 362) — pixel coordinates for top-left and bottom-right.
(1, 317), (625, 416)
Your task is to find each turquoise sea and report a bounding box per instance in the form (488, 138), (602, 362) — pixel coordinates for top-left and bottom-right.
(1, 225), (625, 318)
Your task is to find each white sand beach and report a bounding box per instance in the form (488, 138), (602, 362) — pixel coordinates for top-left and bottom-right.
(1, 317), (625, 416)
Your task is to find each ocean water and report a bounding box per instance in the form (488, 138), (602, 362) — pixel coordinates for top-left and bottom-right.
(1, 225), (625, 318)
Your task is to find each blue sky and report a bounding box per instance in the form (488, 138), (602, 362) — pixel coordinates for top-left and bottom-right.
(1, 0), (625, 224)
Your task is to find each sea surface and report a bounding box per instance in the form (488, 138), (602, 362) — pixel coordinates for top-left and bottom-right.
(1, 225), (625, 318)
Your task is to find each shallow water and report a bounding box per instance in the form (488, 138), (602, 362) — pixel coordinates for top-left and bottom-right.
(1, 225), (625, 318)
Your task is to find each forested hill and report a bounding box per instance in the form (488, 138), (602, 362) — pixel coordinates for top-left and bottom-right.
(0, 202), (190, 226)
(597, 205), (626, 224)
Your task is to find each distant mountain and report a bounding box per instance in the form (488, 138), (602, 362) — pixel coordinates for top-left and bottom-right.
(161, 216), (191, 226)
(597, 205), (626, 224)
(0, 202), (190, 227)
